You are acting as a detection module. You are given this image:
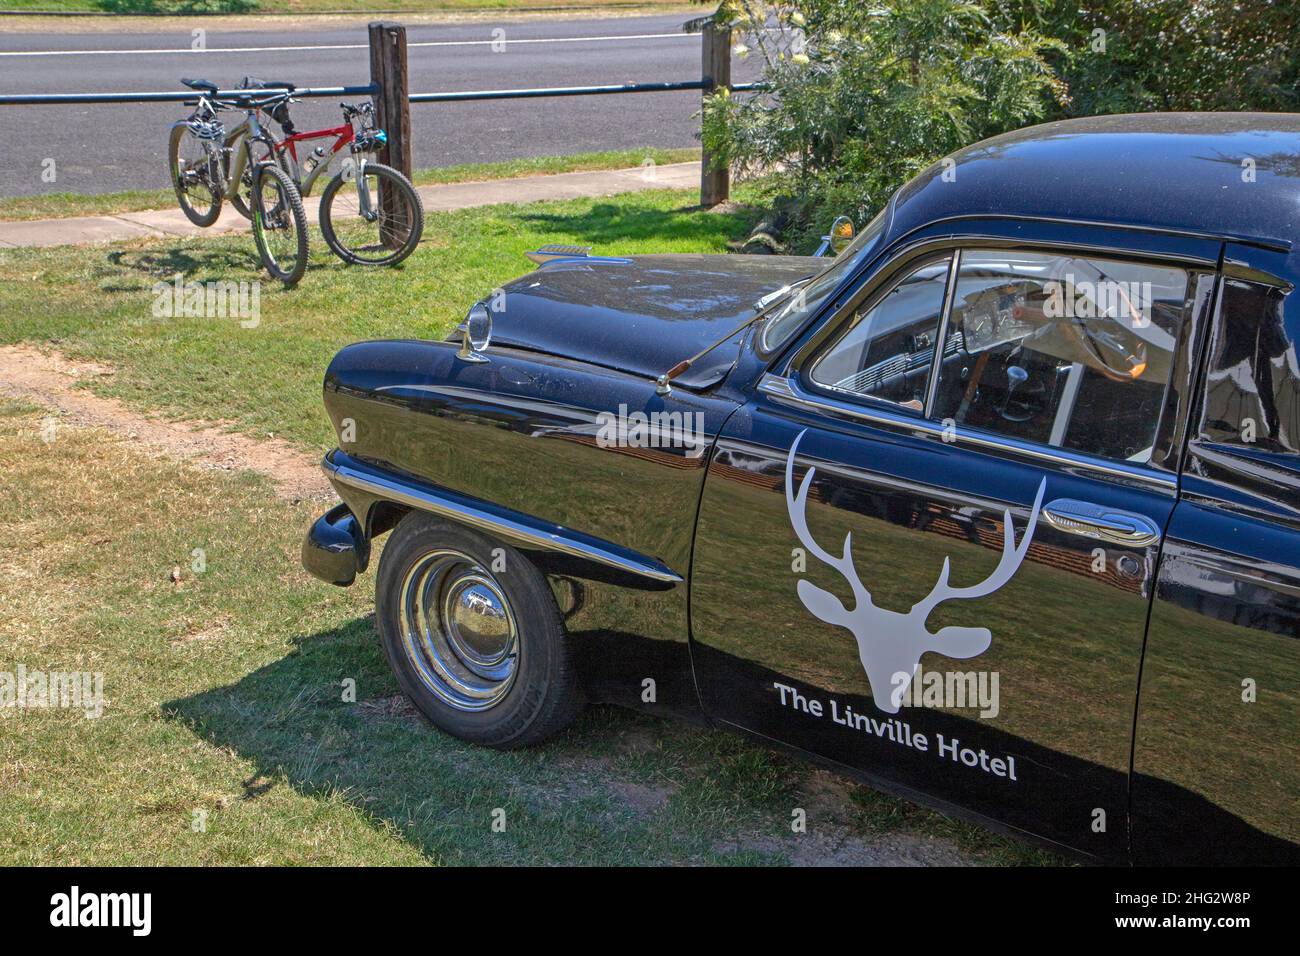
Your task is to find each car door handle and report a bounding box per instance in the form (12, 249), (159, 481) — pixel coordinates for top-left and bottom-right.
(1042, 498), (1161, 548)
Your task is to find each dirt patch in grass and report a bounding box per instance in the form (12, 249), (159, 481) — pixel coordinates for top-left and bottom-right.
(724, 768), (975, 866)
(170, 616), (234, 646)
(357, 694), (423, 724)
(609, 780), (674, 816)
(0, 344), (331, 501)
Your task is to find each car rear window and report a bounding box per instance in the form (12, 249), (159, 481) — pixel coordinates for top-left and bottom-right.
(1200, 278), (1300, 455)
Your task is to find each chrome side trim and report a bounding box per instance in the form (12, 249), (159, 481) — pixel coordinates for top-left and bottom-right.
(757, 373), (1177, 491)
(758, 374), (800, 403)
(324, 456), (683, 585)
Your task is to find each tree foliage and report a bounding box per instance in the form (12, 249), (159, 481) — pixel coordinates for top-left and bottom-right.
(702, 0), (1299, 250)
(1031, 0), (1300, 115)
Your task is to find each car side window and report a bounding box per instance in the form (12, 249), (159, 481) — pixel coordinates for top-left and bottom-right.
(807, 257), (952, 410)
(1200, 278), (1300, 455)
(930, 250), (1189, 464)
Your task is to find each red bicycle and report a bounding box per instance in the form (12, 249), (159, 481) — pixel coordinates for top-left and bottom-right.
(230, 77), (424, 267)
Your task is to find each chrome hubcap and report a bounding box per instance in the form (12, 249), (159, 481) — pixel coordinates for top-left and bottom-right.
(398, 550), (519, 712)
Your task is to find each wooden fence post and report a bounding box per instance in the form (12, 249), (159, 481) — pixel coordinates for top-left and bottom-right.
(368, 21), (412, 247)
(700, 19), (732, 207)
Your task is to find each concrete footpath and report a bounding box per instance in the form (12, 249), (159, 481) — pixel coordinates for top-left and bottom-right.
(0, 161), (701, 249)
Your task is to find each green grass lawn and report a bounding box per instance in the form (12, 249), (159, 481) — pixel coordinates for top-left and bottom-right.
(0, 148), (700, 223)
(0, 398), (789, 864)
(0, 182), (1061, 865)
(1, 185), (735, 451)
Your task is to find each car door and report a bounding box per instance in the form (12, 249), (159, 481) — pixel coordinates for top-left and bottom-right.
(690, 222), (1219, 857)
(1132, 241), (1300, 863)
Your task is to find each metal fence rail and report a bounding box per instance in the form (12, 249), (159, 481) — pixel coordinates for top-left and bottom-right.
(408, 79), (761, 103)
(0, 80), (761, 108)
(0, 19), (757, 205)
(0, 85), (378, 107)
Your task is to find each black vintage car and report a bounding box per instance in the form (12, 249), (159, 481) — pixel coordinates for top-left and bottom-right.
(304, 114), (1299, 864)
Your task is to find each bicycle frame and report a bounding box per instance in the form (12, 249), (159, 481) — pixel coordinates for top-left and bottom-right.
(182, 88), (381, 223)
(273, 124), (355, 197)
(221, 111), (278, 196)
(174, 94), (278, 202)
(255, 102), (380, 221)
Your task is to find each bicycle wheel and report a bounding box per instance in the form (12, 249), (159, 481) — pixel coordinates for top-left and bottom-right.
(168, 125), (222, 227)
(319, 162), (424, 266)
(251, 164), (309, 287)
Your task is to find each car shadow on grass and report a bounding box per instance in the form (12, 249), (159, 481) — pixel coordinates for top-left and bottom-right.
(164, 615), (1062, 866)
(164, 614), (796, 865)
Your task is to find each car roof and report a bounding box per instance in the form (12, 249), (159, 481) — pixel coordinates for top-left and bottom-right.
(888, 113), (1300, 252)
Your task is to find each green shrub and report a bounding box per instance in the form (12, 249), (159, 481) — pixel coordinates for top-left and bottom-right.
(702, 0), (1299, 251)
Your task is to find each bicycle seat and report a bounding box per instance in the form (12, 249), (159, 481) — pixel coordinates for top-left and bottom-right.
(181, 78), (219, 94)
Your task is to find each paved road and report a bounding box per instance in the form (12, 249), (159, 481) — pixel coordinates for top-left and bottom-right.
(0, 13), (753, 198)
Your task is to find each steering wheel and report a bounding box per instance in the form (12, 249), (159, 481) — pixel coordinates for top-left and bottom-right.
(1045, 258), (1150, 383)
(1059, 312), (1149, 383)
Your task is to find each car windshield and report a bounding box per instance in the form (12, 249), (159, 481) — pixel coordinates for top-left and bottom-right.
(759, 205), (890, 353)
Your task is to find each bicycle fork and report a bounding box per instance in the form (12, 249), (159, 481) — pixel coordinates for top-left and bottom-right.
(351, 158), (378, 222)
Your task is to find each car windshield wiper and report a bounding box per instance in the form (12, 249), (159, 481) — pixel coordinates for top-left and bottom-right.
(753, 275), (814, 314)
(652, 276), (817, 396)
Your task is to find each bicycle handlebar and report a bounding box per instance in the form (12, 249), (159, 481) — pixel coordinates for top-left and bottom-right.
(181, 78), (293, 110)
(232, 91), (290, 107)
(182, 80), (373, 138)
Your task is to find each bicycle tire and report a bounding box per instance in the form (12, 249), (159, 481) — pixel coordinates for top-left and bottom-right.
(251, 164), (309, 287)
(319, 162), (424, 266)
(228, 140), (285, 222)
(168, 124), (222, 227)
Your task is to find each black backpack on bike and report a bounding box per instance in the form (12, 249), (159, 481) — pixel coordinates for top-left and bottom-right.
(240, 76), (297, 135)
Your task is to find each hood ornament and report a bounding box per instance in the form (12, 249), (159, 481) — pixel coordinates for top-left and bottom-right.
(526, 244), (591, 264)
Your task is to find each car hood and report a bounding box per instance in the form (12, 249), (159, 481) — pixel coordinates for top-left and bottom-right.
(488, 254), (822, 387)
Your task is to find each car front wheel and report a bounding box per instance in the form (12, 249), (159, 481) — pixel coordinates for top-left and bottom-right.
(375, 513), (583, 748)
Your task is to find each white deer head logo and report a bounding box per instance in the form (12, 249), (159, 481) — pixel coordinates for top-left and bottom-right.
(784, 430), (1046, 714)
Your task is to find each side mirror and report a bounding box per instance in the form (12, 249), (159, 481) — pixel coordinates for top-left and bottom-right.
(815, 216), (855, 256)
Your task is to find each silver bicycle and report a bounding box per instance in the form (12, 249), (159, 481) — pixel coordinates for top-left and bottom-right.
(167, 78), (309, 286)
